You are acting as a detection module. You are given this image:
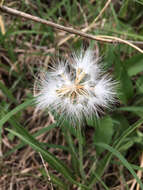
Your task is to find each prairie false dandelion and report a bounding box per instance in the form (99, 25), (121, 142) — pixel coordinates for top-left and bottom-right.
(34, 49), (116, 124)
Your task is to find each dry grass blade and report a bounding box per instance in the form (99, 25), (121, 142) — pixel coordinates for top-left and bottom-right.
(39, 152), (54, 190)
(130, 152), (143, 190)
(0, 15), (5, 35)
(58, 0), (112, 46)
(0, 0), (4, 6)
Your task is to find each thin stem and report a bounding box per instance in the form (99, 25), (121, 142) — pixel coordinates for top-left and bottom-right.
(67, 130), (80, 175)
(0, 5), (112, 43)
(77, 125), (86, 180)
(39, 152), (54, 190)
(0, 0), (4, 6)
(0, 15), (5, 35)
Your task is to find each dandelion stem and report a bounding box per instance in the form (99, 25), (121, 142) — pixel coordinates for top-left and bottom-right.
(77, 125), (86, 180)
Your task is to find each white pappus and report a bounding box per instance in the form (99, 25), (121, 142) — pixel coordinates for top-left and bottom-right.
(34, 49), (117, 125)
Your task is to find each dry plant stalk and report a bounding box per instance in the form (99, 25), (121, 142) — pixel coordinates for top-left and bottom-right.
(0, 15), (5, 35)
(0, 5), (143, 53)
(58, 0), (112, 46)
(130, 152), (143, 190)
(39, 152), (54, 190)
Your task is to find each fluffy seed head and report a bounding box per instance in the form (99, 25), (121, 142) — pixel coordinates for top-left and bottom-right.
(34, 49), (117, 125)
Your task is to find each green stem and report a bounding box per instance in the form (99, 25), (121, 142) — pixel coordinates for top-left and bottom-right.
(77, 125), (85, 180)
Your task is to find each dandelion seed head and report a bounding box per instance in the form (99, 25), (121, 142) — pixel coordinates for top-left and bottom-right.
(34, 49), (117, 125)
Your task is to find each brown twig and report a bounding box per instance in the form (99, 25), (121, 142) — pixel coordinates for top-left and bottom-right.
(0, 6), (113, 43)
(0, 5), (143, 53)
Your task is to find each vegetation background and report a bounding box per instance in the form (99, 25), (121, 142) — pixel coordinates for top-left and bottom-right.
(0, 0), (143, 189)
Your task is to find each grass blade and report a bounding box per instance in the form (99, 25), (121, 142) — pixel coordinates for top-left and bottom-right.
(88, 118), (143, 187)
(95, 142), (143, 190)
(6, 119), (89, 189)
(6, 127), (74, 183)
(0, 99), (33, 128)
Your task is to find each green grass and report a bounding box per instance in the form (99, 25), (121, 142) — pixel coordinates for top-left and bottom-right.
(0, 0), (143, 189)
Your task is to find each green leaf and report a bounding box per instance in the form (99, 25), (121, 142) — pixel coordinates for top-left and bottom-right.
(120, 66), (134, 103)
(118, 138), (134, 151)
(40, 143), (69, 151)
(119, 106), (143, 112)
(0, 81), (17, 103)
(0, 99), (33, 146)
(40, 169), (68, 190)
(118, 106), (143, 117)
(92, 173), (110, 190)
(0, 99), (33, 128)
(114, 117), (143, 150)
(118, 0), (130, 19)
(33, 123), (58, 137)
(112, 113), (129, 134)
(136, 75), (143, 93)
(114, 55), (134, 104)
(124, 54), (143, 76)
(94, 116), (114, 154)
(62, 126), (79, 175)
(4, 121), (58, 157)
(86, 116), (97, 127)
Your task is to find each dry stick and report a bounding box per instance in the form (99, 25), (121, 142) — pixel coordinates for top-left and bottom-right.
(0, 5), (143, 53)
(0, 6), (112, 43)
